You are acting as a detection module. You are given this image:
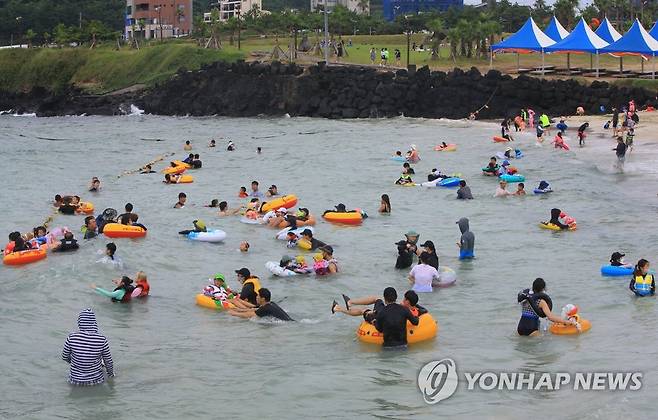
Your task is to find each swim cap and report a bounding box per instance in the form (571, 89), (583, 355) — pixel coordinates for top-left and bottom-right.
(194, 219), (206, 230)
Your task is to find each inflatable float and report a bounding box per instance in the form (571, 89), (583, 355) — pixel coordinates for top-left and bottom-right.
(188, 229), (226, 243)
(265, 261), (309, 277)
(432, 267), (457, 287)
(240, 217), (262, 225)
(438, 177), (461, 188)
(78, 202), (94, 215)
(163, 165), (187, 175)
(261, 195), (298, 213)
(434, 144), (457, 152)
(195, 294), (234, 311)
(539, 222), (576, 231)
(390, 156), (406, 163)
(323, 211), (363, 225)
(276, 226), (314, 240)
(176, 175), (194, 184)
(549, 317), (592, 335)
(3, 245), (47, 266)
(533, 188), (553, 194)
(103, 223), (147, 238)
(493, 136), (511, 143)
(357, 313), (438, 345)
(499, 174), (525, 183)
(279, 215), (316, 228)
(600, 265), (633, 277)
(172, 160), (192, 169)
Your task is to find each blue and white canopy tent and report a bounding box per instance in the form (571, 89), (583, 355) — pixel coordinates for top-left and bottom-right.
(491, 17), (556, 73)
(544, 16), (570, 42)
(544, 18), (608, 77)
(595, 17), (624, 75)
(601, 19), (658, 79)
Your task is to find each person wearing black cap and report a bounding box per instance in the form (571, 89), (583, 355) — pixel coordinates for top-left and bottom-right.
(319, 245), (338, 274)
(417, 240), (439, 270)
(395, 240), (414, 269)
(323, 203), (347, 216)
(301, 229), (327, 251)
(230, 268), (262, 309)
(229, 288), (293, 321)
(610, 252), (632, 268)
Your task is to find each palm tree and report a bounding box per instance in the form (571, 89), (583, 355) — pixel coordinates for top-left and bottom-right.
(426, 18), (446, 60)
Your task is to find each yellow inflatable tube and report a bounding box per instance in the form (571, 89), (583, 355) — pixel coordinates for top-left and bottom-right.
(78, 202), (94, 215)
(357, 313), (438, 345)
(195, 294), (235, 311)
(549, 316), (591, 335)
(261, 195), (298, 213)
(172, 160), (192, 169)
(539, 222), (576, 231)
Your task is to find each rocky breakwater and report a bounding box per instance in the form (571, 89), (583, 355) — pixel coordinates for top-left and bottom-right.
(142, 61), (655, 119)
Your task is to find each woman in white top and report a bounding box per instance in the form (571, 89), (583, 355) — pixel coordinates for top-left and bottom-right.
(408, 253), (439, 293)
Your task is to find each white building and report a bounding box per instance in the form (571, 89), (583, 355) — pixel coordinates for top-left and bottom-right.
(203, 0), (263, 23)
(310, 0), (369, 15)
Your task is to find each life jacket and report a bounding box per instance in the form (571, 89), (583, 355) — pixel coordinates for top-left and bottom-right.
(518, 289), (552, 319)
(135, 280), (150, 297)
(633, 274), (653, 296)
(244, 277), (261, 293)
(112, 285), (134, 303)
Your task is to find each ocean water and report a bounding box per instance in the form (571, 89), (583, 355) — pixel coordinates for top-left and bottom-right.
(0, 114), (657, 419)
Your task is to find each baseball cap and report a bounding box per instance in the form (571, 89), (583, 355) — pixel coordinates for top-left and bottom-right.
(301, 229), (313, 236)
(335, 203), (346, 212)
(610, 252), (625, 261)
(235, 268), (251, 277)
(420, 240), (434, 248)
(320, 245), (334, 254)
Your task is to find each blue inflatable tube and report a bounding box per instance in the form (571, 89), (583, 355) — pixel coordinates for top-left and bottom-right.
(600, 265), (633, 277)
(439, 177), (461, 187)
(499, 174), (525, 183)
(390, 156), (406, 163)
(533, 188), (553, 194)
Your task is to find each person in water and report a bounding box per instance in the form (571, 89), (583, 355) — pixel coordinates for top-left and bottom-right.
(182, 154), (194, 165)
(89, 177), (101, 192)
(121, 213), (147, 231)
(52, 232), (79, 252)
(613, 136), (627, 170)
(333, 289), (427, 318)
(517, 278), (575, 336)
(203, 273), (236, 301)
(416, 240), (439, 269)
(427, 168), (447, 182)
(315, 245), (338, 275)
(229, 288), (293, 321)
(515, 183), (526, 196)
(164, 174), (182, 184)
(140, 165), (156, 174)
(395, 173), (414, 185)
(54, 194), (64, 208)
(184, 140), (192, 151)
(230, 268), (261, 309)
(132, 271), (150, 298)
(402, 162), (415, 175)
(457, 218), (475, 259)
(58, 196), (77, 215)
(4, 231), (31, 254)
(408, 253), (440, 293)
(535, 180), (552, 193)
(118, 203), (135, 223)
(266, 185), (279, 197)
(457, 180), (473, 199)
(495, 180), (514, 197)
(625, 128), (635, 152)
(91, 276), (135, 303)
(335, 287), (419, 348)
(209, 139), (216, 147)
(300, 229), (327, 251)
(536, 124), (544, 143)
(630, 259), (654, 297)
(178, 219), (207, 235)
(83, 216), (98, 240)
(250, 181), (264, 198)
(543, 208), (570, 230)
(239, 241), (250, 252)
(191, 154), (202, 169)
(238, 187), (248, 198)
(100, 242), (122, 266)
(205, 199), (219, 208)
(62, 308), (114, 386)
(610, 252), (632, 268)
(577, 122), (589, 146)
(227, 140), (235, 151)
(257, 147), (262, 154)
(218, 201), (239, 216)
(483, 157), (499, 176)
(379, 194), (391, 213)
(174, 192), (187, 209)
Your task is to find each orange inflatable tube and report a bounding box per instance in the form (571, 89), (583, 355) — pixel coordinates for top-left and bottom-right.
(3, 245), (47, 266)
(261, 195), (298, 213)
(323, 211), (363, 225)
(103, 223), (147, 239)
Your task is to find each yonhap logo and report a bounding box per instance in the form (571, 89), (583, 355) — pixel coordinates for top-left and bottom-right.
(417, 358), (458, 404)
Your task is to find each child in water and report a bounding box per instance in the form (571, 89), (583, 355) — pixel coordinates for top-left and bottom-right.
(395, 173), (414, 185)
(515, 183), (526, 196)
(286, 231), (298, 248)
(203, 274), (235, 301)
(313, 253), (329, 275)
(610, 251), (632, 268)
(238, 187), (248, 198)
(483, 157), (498, 176)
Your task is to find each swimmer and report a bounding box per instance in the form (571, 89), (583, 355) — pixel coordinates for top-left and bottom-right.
(402, 162), (415, 175)
(266, 185), (279, 197)
(482, 157), (498, 176)
(203, 273), (236, 300)
(315, 245), (338, 275)
(229, 288), (293, 321)
(457, 180), (473, 199)
(577, 122), (589, 147)
(178, 219), (207, 235)
(54, 194), (64, 208)
(173, 192), (187, 209)
(58, 196), (77, 215)
(536, 124), (544, 143)
(209, 139), (216, 148)
(184, 140), (192, 151)
(556, 118), (568, 133)
(229, 268), (260, 309)
(118, 203), (135, 223)
(132, 271), (150, 298)
(191, 154), (202, 169)
(610, 251), (632, 268)
(494, 180), (513, 197)
(515, 182), (526, 196)
(613, 136), (627, 170)
(427, 168), (447, 182)
(498, 160), (511, 176)
(542, 208), (570, 230)
(240, 241), (250, 252)
(182, 153), (194, 165)
(164, 173), (182, 184)
(379, 194), (391, 213)
(51, 232), (79, 253)
(456, 218), (475, 260)
(393, 150), (403, 158)
(205, 199), (219, 208)
(227, 140), (235, 151)
(218, 201), (239, 216)
(630, 259), (655, 297)
(408, 253), (439, 292)
(395, 173), (414, 185)
(535, 180), (552, 193)
(286, 231), (298, 248)
(250, 181), (264, 198)
(140, 165), (156, 174)
(517, 278), (575, 336)
(300, 229), (327, 251)
(332, 287), (418, 347)
(89, 177), (101, 192)
(552, 132), (567, 149)
(5, 231), (32, 254)
(83, 216), (98, 239)
(257, 147), (262, 154)
(238, 187), (248, 198)
(90, 276), (134, 303)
